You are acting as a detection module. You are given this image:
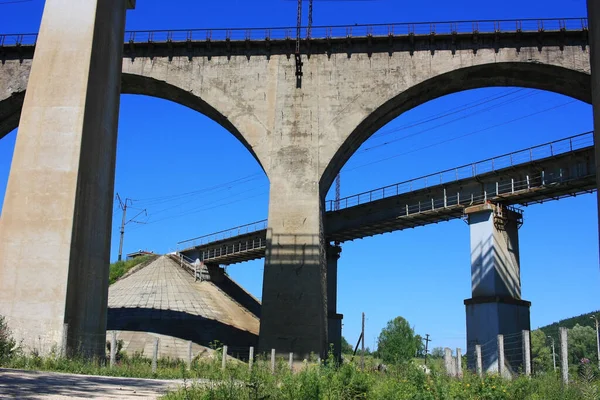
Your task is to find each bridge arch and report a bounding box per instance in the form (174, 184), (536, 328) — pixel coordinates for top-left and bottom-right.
(321, 62), (591, 193)
(0, 71), (266, 172)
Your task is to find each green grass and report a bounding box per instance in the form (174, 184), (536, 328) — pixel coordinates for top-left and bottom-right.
(109, 255), (158, 285)
(161, 358), (600, 400)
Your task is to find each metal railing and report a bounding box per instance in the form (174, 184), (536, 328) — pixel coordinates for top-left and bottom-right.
(178, 220), (267, 249)
(326, 131), (594, 211)
(200, 237), (266, 262)
(0, 17), (588, 47)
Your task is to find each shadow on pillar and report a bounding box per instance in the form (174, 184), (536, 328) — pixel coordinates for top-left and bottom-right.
(258, 232), (328, 360)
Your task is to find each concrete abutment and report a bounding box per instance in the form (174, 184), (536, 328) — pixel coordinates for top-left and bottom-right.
(327, 243), (343, 362)
(0, 0), (134, 356)
(464, 204), (531, 375)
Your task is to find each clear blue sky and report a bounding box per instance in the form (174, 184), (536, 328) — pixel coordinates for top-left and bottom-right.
(0, 0), (598, 353)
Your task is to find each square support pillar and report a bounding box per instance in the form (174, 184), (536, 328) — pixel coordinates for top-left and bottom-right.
(588, 0), (600, 257)
(258, 178), (328, 360)
(326, 243), (343, 362)
(0, 0), (132, 356)
(464, 204), (531, 374)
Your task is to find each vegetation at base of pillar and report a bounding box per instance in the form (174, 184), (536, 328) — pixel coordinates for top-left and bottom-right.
(376, 316), (422, 364)
(109, 254), (157, 285)
(0, 316), (16, 363)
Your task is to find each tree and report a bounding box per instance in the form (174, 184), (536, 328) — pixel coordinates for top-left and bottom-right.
(341, 336), (353, 354)
(430, 347), (445, 359)
(377, 316), (417, 364)
(569, 324), (597, 365)
(531, 329), (553, 373)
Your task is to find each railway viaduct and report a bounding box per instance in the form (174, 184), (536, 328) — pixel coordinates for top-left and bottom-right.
(0, 0), (599, 361)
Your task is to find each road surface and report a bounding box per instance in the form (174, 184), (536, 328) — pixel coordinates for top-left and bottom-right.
(0, 368), (185, 399)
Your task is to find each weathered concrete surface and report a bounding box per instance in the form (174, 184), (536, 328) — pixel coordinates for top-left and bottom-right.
(0, 27), (591, 359)
(326, 243), (343, 361)
(588, 0), (600, 255)
(0, 0), (131, 356)
(107, 256), (258, 359)
(464, 204), (530, 374)
(0, 368), (183, 399)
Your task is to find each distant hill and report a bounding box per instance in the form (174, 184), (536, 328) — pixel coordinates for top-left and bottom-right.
(537, 310), (599, 339)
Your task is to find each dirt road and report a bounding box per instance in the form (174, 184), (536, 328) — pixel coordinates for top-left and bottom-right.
(0, 369), (185, 399)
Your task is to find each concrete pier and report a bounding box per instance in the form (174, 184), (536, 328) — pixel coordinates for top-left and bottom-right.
(327, 243), (343, 362)
(464, 203), (531, 374)
(0, 0), (133, 356)
(588, 0), (600, 251)
(258, 176), (328, 359)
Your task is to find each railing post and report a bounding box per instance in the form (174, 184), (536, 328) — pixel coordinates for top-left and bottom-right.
(497, 334), (505, 378)
(152, 338), (159, 374)
(271, 348), (276, 374)
(560, 327), (569, 386)
(222, 345), (228, 370)
(511, 178), (515, 194)
(444, 188), (447, 208)
(110, 330), (117, 368)
(522, 330), (531, 377)
(526, 175), (530, 190)
(249, 346), (254, 371)
(476, 344), (483, 377)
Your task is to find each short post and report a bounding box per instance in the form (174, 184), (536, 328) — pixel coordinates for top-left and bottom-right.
(289, 352), (294, 370)
(222, 345), (228, 370)
(61, 323), (69, 358)
(497, 334), (505, 377)
(444, 348), (454, 376)
(110, 331), (117, 368)
(475, 345), (483, 378)
(560, 327), (569, 386)
(522, 330), (531, 377)
(271, 348), (276, 374)
(187, 341), (193, 370)
(249, 346), (254, 371)
(152, 338), (159, 374)
(456, 348), (463, 378)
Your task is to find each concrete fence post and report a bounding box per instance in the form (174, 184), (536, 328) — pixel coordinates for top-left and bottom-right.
(61, 323), (69, 358)
(497, 334), (505, 378)
(249, 346), (254, 371)
(187, 341), (192, 370)
(271, 348), (276, 374)
(522, 330), (531, 377)
(110, 331), (117, 368)
(475, 345), (483, 378)
(456, 348), (463, 378)
(444, 348), (454, 376)
(289, 352), (294, 370)
(560, 327), (569, 386)
(222, 345), (228, 370)
(152, 338), (159, 374)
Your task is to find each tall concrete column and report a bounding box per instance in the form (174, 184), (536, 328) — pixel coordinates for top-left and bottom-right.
(464, 203), (531, 374)
(588, 1), (600, 257)
(0, 0), (134, 356)
(327, 243), (343, 362)
(259, 175), (328, 360)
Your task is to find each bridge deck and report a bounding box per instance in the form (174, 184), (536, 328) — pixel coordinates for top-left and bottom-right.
(0, 17), (589, 58)
(180, 132), (596, 265)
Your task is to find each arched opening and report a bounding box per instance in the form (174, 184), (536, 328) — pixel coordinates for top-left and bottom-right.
(321, 63), (591, 193)
(0, 87), (269, 358)
(107, 93), (269, 358)
(323, 74), (597, 366)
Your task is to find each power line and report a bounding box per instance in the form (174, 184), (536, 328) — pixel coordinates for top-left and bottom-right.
(358, 90), (538, 153)
(344, 99), (578, 173)
(0, 0), (32, 4)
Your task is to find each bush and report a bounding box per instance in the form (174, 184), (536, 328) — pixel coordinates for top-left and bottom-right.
(0, 315), (17, 363)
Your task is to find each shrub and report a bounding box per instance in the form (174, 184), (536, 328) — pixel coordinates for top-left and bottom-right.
(0, 315), (17, 363)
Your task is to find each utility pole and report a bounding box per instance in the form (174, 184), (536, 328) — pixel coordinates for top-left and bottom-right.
(424, 334), (431, 365)
(361, 312), (365, 371)
(592, 315), (600, 370)
(548, 335), (557, 372)
(116, 194), (147, 261)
